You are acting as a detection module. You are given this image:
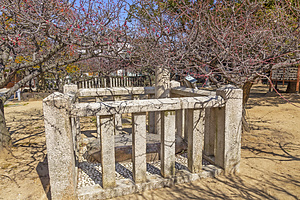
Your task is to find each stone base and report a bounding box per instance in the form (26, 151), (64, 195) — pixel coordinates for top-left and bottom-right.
(77, 163), (222, 200)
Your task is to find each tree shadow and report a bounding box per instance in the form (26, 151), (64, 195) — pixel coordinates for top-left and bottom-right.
(120, 170), (299, 200)
(246, 84), (300, 109)
(36, 157), (51, 200)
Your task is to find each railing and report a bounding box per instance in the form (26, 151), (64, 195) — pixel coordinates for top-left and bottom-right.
(75, 75), (151, 89)
(34, 75), (151, 93)
(43, 84), (242, 200)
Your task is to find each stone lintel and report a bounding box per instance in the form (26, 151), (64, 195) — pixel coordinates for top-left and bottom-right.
(70, 96), (225, 117)
(171, 87), (216, 97)
(78, 87), (155, 97)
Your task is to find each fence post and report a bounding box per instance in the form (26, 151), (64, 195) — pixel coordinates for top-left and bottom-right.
(175, 109), (184, 138)
(132, 112), (147, 183)
(155, 66), (170, 135)
(113, 96), (123, 135)
(43, 92), (77, 199)
(100, 115), (116, 188)
(186, 109), (205, 173)
(215, 85), (242, 174)
(148, 94), (155, 134)
(204, 108), (217, 156)
(161, 110), (176, 178)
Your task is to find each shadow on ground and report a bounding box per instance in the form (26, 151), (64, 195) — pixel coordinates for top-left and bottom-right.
(37, 157), (51, 200)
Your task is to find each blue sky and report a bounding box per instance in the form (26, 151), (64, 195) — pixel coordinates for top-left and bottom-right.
(73, 0), (134, 22)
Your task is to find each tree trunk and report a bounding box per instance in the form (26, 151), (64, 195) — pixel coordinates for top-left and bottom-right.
(242, 81), (253, 132)
(0, 98), (11, 151)
(242, 81), (253, 106)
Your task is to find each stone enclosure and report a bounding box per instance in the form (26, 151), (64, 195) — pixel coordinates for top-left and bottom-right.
(43, 71), (242, 200)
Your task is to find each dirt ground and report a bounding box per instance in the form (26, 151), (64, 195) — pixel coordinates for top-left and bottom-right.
(0, 84), (299, 200)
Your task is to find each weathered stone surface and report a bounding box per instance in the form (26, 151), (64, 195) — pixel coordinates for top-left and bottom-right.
(175, 109), (184, 138)
(84, 135), (188, 163)
(100, 115), (116, 188)
(187, 109), (205, 173)
(215, 85), (242, 174)
(171, 87), (216, 97)
(161, 110), (176, 178)
(113, 96), (123, 135)
(155, 66), (170, 99)
(170, 80), (180, 88)
(155, 66), (170, 135)
(148, 111), (155, 133)
(96, 116), (101, 139)
(95, 97), (104, 102)
(64, 84), (78, 95)
(147, 94), (156, 134)
(43, 92), (77, 200)
(70, 96), (225, 117)
(204, 107), (217, 156)
(79, 87), (155, 97)
(45, 83), (242, 199)
(77, 165), (223, 200)
(132, 112), (147, 183)
(114, 114), (122, 135)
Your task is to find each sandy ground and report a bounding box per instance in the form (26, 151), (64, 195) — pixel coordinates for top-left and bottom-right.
(0, 84), (299, 200)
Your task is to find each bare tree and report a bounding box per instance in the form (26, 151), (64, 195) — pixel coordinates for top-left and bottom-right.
(127, 0), (300, 104)
(0, 0), (130, 150)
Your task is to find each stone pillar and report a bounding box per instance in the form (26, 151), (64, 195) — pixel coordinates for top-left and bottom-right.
(147, 94), (155, 134)
(175, 109), (184, 138)
(184, 110), (189, 141)
(96, 115), (101, 139)
(186, 109), (205, 173)
(114, 114), (122, 135)
(113, 96), (123, 135)
(215, 85), (242, 174)
(132, 112), (147, 183)
(95, 97), (103, 139)
(63, 84), (78, 95)
(155, 66), (170, 135)
(100, 115), (116, 188)
(43, 92), (77, 200)
(204, 108), (217, 156)
(70, 117), (80, 156)
(161, 110), (176, 178)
